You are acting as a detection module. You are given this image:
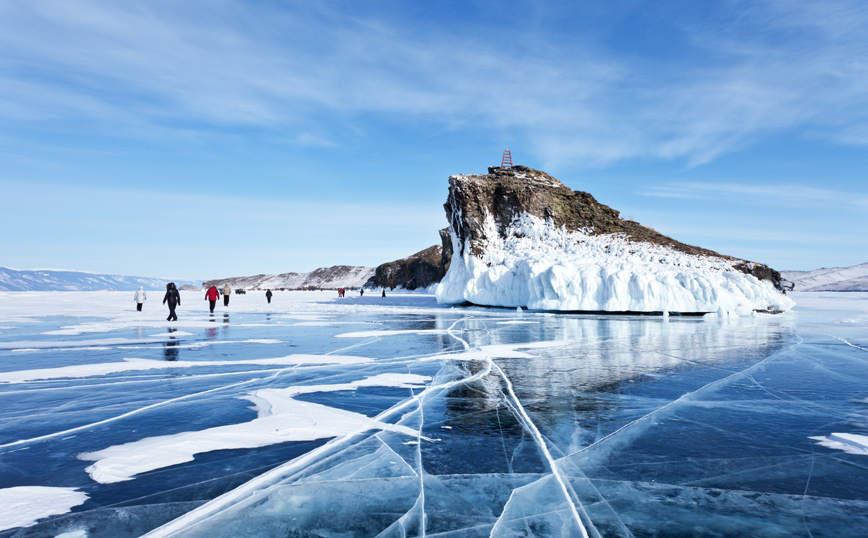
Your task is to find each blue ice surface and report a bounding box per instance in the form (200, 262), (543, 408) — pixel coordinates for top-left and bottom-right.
(0, 292), (866, 537)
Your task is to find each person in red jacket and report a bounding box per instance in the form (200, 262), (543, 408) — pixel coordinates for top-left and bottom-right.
(205, 286), (219, 313)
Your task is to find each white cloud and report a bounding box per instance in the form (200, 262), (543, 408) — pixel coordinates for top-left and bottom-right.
(639, 181), (868, 209)
(1, 1), (867, 166)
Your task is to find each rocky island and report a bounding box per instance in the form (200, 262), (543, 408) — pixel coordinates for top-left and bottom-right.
(433, 166), (793, 314)
(207, 164), (794, 316)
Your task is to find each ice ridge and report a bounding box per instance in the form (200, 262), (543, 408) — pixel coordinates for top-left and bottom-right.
(437, 213), (794, 315)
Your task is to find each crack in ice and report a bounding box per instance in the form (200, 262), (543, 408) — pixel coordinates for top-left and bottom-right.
(490, 359), (592, 538)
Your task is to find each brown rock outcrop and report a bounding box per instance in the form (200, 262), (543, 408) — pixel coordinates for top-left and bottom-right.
(445, 166), (785, 290)
(365, 229), (452, 290)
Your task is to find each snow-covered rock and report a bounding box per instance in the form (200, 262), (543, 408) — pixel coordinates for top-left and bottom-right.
(204, 265), (374, 291)
(435, 167), (793, 315)
(782, 262), (868, 292)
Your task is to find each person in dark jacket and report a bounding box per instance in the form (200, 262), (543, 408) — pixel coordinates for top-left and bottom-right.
(205, 285), (219, 313)
(163, 282), (181, 321)
(265, 289), (273, 304)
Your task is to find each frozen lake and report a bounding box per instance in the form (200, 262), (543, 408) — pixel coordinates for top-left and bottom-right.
(0, 290), (866, 537)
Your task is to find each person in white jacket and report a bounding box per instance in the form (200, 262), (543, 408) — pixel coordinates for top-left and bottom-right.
(222, 284), (232, 307)
(134, 287), (147, 311)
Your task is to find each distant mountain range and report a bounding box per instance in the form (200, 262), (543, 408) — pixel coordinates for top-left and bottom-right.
(203, 266), (375, 290)
(0, 267), (198, 292)
(4, 260), (865, 293)
(782, 262), (868, 291)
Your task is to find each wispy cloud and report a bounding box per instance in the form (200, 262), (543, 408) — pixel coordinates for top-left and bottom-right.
(1, 1), (868, 166)
(640, 181), (868, 209)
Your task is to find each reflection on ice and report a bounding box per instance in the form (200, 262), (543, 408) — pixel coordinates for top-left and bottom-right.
(0, 291), (867, 536)
(335, 329), (450, 338)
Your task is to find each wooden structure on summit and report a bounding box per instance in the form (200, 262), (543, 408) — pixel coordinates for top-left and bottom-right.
(501, 150), (513, 168)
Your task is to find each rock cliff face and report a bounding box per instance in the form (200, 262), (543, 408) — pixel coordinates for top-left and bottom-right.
(365, 229), (452, 290)
(436, 166), (793, 314)
(446, 166), (784, 288)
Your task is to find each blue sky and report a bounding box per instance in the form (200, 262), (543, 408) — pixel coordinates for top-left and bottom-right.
(1, 0), (866, 280)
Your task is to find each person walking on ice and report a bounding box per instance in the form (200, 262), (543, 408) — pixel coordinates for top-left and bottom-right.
(134, 286), (147, 311)
(222, 284), (232, 307)
(266, 289), (273, 304)
(163, 282), (181, 321)
(205, 285), (219, 313)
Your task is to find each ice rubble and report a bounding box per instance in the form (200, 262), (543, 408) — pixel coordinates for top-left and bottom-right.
(437, 213), (794, 315)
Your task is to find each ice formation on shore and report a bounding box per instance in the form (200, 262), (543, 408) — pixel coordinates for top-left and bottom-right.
(437, 213), (794, 315)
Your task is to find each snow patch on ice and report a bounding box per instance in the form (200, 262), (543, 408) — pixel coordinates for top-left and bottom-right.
(811, 433), (868, 455)
(0, 338), (176, 350)
(0, 486), (88, 531)
(79, 373), (430, 483)
(267, 373), (431, 399)
(55, 531), (88, 538)
(436, 213), (793, 315)
(0, 355), (373, 384)
(422, 340), (578, 362)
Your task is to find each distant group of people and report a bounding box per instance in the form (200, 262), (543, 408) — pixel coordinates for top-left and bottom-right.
(134, 283), (232, 320)
(135, 284), (385, 322)
(338, 287), (383, 297)
(203, 285), (233, 313)
(134, 284), (181, 321)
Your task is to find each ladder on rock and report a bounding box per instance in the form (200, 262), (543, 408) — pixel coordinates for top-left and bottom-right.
(501, 149), (513, 168)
